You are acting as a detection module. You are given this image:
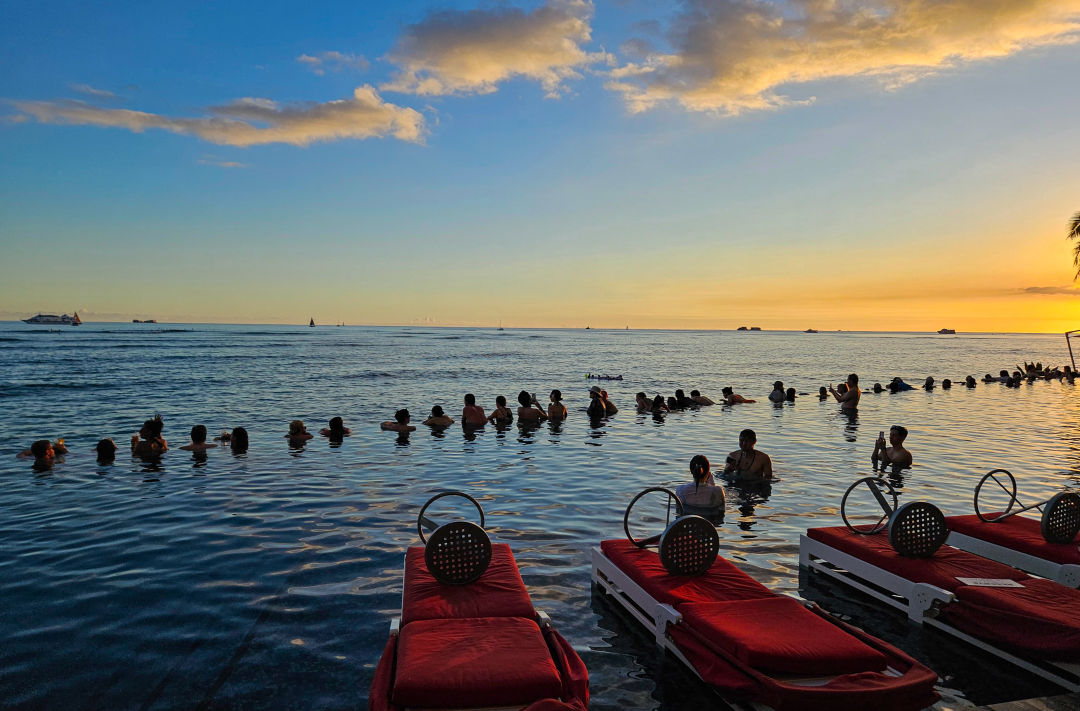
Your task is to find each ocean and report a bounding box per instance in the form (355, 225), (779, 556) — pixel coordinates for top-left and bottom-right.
(1, 323), (1078, 709)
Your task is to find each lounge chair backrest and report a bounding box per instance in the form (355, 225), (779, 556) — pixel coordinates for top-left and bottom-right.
(888, 502), (948, 558)
(1042, 492), (1080, 544)
(659, 515), (719, 575)
(425, 520), (493, 585)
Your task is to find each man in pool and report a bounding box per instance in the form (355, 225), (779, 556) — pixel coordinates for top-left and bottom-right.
(180, 425), (218, 451)
(461, 394), (486, 427)
(721, 386), (755, 405)
(724, 429), (773, 481)
(872, 425), (913, 471)
(18, 438), (67, 468)
(829, 373), (860, 411)
(690, 389), (715, 406)
(381, 409), (416, 432)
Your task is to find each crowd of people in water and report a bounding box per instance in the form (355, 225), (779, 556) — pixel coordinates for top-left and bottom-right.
(16, 362), (1077, 476)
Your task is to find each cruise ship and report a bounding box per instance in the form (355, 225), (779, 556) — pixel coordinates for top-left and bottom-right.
(23, 312), (81, 325)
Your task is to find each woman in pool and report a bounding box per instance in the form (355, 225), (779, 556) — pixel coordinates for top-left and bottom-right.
(517, 391), (547, 422)
(381, 409), (416, 432)
(132, 416), (167, 457)
(487, 396), (513, 425)
(547, 390), (567, 420)
(320, 416), (351, 439)
(675, 455), (725, 513)
(229, 427), (249, 452)
(96, 438), (116, 464)
(286, 420), (314, 443)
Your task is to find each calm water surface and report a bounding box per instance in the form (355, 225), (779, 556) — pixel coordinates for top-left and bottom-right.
(2, 324), (1079, 710)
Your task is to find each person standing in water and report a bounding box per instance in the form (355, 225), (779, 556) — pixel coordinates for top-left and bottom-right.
(872, 425), (913, 471)
(829, 374), (860, 411)
(675, 455), (725, 513)
(724, 429), (773, 482)
(548, 389), (567, 420)
(461, 394), (487, 427)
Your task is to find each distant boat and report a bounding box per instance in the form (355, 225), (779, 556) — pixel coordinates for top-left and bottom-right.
(737, 326), (748, 331)
(805, 328), (818, 333)
(585, 326), (590, 330)
(938, 328), (956, 335)
(24, 312), (80, 326)
(132, 319), (157, 324)
(309, 318), (315, 327)
(750, 326), (762, 331)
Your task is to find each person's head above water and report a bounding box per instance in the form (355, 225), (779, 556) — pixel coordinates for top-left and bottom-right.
(689, 454), (710, 483)
(738, 429), (757, 450)
(873, 383), (883, 393)
(30, 439), (53, 462)
(890, 425), (909, 442)
(394, 409), (410, 424)
(690, 390), (701, 397)
(721, 386), (733, 396)
(328, 416), (345, 434)
(550, 389), (562, 402)
(785, 387), (796, 400)
(464, 393), (476, 406)
(847, 373), (859, 387)
(430, 405), (444, 417)
(288, 420), (306, 436)
(96, 438), (117, 460)
(588, 385), (601, 398)
(838, 383), (849, 394)
(518, 391), (532, 407)
(191, 424), (208, 444)
(495, 395), (507, 407)
(230, 427), (249, 451)
(942, 379), (952, 389)
(923, 377), (934, 388)
(773, 381), (783, 390)
(819, 386), (828, 396)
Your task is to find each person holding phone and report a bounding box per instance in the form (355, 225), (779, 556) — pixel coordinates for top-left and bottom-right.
(723, 429), (773, 482)
(872, 425), (913, 471)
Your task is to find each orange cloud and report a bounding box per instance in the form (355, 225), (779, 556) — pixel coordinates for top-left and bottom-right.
(382, 0), (611, 98)
(13, 86), (425, 146)
(607, 0), (1080, 115)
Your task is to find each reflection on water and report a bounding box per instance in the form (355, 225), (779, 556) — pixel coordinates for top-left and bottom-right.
(0, 324), (1078, 709)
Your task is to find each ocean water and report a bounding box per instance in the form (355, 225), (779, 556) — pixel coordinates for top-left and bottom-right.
(1, 323), (1079, 710)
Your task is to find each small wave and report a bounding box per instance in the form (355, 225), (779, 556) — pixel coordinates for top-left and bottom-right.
(0, 337), (23, 342)
(1, 381), (114, 393)
(345, 371), (396, 380)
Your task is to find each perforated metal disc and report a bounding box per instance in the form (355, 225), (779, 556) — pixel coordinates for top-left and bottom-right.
(888, 502), (948, 558)
(658, 516), (719, 576)
(424, 520), (492, 585)
(1042, 492), (1080, 544)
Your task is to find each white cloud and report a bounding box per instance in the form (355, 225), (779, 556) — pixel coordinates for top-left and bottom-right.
(69, 83), (117, 99)
(297, 51), (370, 76)
(198, 155), (248, 168)
(13, 86), (426, 146)
(382, 0), (611, 98)
(607, 0), (1080, 116)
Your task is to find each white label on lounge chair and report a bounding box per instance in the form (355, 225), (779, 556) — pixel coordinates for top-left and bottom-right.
(956, 577), (1025, 588)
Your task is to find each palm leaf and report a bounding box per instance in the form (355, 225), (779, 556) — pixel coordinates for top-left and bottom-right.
(1071, 211), (1080, 280)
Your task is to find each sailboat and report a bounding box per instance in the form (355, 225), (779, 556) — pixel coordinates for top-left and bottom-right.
(309, 318), (315, 327)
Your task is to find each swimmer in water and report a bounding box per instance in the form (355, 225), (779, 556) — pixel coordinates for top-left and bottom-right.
(517, 391), (547, 422)
(768, 381), (785, 403)
(229, 427), (249, 452)
(675, 455), (725, 513)
(819, 386), (829, 400)
(785, 387), (796, 402)
(723, 429), (773, 482)
(690, 389), (715, 406)
(829, 374), (860, 411)
(423, 405), (455, 428)
(487, 396), (513, 425)
(180, 424), (218, 451)
(381, 409), (416, 432)
(721, 386), (755, 405)
(635, 392), (651, 412)
(923, 377), (935, 391)
(320, 416), (352, 439)
(872, 425), (913, 471)
(462, 394), (487, 427)
(96, 438), (117, 464)
(18, 438), (68, 468)
(547, 389), (567, 421)
(132, 416), (167, 457)
(286, 420), (314, 444)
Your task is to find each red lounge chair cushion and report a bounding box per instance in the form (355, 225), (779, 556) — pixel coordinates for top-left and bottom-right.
(679, 597), (888, 675)
(947, 514), (1080, 565)
(947, 578), (1080, 659)
(806, 527), (1027, 591)
(392, 617), (563, 708)
(402, 543), (535, 624)
(600, 539), (773, 606)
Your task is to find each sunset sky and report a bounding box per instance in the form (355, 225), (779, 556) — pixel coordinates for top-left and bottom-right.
(2, 0), (1079, 331)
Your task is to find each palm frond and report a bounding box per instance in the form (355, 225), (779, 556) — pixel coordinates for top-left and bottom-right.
(1070, 211), (1080, 279)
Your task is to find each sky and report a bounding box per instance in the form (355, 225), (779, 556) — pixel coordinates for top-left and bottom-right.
(2, 0), (1080, 332)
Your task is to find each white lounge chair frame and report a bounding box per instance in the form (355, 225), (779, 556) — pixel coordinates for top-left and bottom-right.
(944, 530), (1080, 587)
(799, 533), (1080, 691)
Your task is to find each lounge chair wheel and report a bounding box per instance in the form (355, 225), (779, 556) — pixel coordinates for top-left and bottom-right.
(624, 487), (684, 548)
(841, 476), (898, 534)
(974, 469), (1017, 522)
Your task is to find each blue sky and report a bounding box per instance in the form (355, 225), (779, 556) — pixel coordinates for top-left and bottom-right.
(2, 1), (1080, 330)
